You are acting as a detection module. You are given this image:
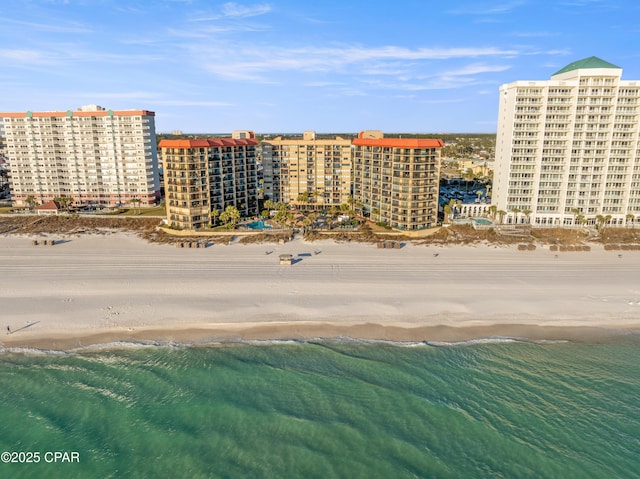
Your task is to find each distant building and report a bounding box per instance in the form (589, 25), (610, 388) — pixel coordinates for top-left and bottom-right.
(352, 130), (443, 230)
(261, 131), (352, 206)
(159, 131), (258, 230)
(494, 57), (640, 227)
(0, 105), (160, 207)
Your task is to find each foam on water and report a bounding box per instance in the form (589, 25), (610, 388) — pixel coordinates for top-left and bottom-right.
(1, 340), (639, 478)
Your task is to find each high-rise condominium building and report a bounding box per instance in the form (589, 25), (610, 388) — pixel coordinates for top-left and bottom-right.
(261, 131), (352, 206)
(494, 57), (640, 227)
(353, 130), (443, 230)
(159, 131), (258, 230)
(0, 105), (160, 207)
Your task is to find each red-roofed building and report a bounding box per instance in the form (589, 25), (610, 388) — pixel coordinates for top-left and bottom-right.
(0, 105), (160, 208)
(158, 131), (258, 230)
(35, 200), (61, 215)
(352, 130), (443, 230)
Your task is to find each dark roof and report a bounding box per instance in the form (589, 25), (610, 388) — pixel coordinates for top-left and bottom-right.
(553, 56), (621, 76)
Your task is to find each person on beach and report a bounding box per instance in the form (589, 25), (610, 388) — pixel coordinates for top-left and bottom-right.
(6, 325), (10, 334)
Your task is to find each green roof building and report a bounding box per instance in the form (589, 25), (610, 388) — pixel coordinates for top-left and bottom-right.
(494, 57), (640, 229)
(551, 56), (622, 79)
(552, 56), (621, 76)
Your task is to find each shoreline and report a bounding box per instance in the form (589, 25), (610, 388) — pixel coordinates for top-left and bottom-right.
(2, 232), (640, 351)
(3, 321), (640, 353)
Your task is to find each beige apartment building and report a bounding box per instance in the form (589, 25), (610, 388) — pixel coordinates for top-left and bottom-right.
(0, 105), (160, 207)
(353, 130), (443, 230)
(494, 57), (640, 227)
(159, 131), (258, 230)
(261, 131), (352, 206)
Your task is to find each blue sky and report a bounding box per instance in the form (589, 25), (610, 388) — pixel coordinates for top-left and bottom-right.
(1, 0), (639, 134)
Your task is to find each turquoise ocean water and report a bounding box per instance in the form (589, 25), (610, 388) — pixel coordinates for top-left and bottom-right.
(1, 338), (639, 479)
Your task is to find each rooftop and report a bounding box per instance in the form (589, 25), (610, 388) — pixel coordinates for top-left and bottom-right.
(552, 56), (621, 76)
(158, 138), (258, 148)
(352, 137), (444, 148)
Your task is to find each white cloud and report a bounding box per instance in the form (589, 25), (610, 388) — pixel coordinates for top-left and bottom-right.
(447, 1), (527, 15)
(221, 2), (271, 18)
(191, 2), (271, 21)
(195, 45), (521, 81)
(0, 17), (91, 34)
(0, 49), (56, 66)
(439, 64), (511, 76)
(152, 100), (234, 107)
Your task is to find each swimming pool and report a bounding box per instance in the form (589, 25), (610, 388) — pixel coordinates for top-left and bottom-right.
(246, 220), (272, 230)
(472, 218), (493, 225)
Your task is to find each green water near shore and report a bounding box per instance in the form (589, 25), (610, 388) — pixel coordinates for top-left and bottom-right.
(1, 338), (639, 478)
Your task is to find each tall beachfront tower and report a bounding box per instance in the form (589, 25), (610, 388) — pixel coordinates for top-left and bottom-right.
(0, 105), (160, 207)
(159, 131), (258, 230)
(352, 130), (443, 230)
(261, 131), (352, 206)
(494, 57), (640, 227)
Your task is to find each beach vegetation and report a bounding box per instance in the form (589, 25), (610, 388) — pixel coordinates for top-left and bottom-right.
(211, 208), (220, 227)
(219, 205), (241, 228)
(296, 191), (311, 203)
(443, 204), (452, 224)
(375, 222), (392, 229)
(25, 195), (37, 210)
(129, 198), (141, 215)
(626, 213), (635, 228)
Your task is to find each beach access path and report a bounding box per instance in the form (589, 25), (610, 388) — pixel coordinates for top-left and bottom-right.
(1, 233), (639, 350)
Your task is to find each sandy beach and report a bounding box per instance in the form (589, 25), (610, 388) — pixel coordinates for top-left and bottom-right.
(1, 232), (640, 350)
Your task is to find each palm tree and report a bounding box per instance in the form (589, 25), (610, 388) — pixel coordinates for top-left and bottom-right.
(488, 205), (497, 220)
(219, 205), (240, 228)
(570, 208), (581, 227)
(297, 191), (311, 204)
(463, 170), (475, 193)
(476, 190), (483, 203)
(443, 203), (452, 224)
(626, 213), (635, 229)
(129, 198), (141, 215)
(497, 210), (507, 225)
(510, 207), (520, 225)
(595, 214), (605, 230)
(211, 208), (220, 226)
(522, 209), (532, 224)
(54, 196), (74, 212)
(25, 195), (36, 210)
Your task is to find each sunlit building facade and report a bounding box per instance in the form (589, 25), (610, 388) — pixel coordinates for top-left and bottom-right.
(494, 57), (640, 226)
(261, 131), (352, 206)
(159, 131), (258, 230)
(0, 105), (160, 207)
(353, 130), (443, 230)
